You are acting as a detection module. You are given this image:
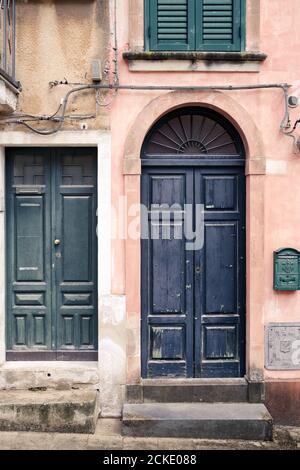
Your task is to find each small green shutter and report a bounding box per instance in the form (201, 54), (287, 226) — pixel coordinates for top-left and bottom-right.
(196, 0), (242, 51)
(146, 0), (244, 52)
(148, 0), (195, 51)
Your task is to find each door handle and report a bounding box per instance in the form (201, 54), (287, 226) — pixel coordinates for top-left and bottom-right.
(54, 239), (61, 246)
(195, 266), (201, 274)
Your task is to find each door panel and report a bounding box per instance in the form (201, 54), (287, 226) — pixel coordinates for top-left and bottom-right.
(15, 195), (45, 282)
(55, 149), (97, 352)
(204, 222), (237, 314)
(6, 149), (52, 352)
(195, 167), (245, 377)
(142, 165), (245, 378)
(151, 226), (185, 314)
(62, 195), (92, 282)
(141, 168), (194, 378)
(204, 176), (237, 211)
(6, 148), (98, 359)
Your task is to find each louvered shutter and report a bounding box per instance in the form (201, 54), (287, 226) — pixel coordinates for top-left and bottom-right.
(148, 0), (195, 51)
(196, 0), (242, 51)
(147, 0), (244, 52)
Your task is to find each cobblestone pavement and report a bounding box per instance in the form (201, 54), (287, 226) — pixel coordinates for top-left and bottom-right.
(0, 420), (298, 450)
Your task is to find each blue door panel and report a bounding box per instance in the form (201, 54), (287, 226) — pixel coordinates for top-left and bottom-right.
(142, 165), (245, 378)
(195, 167), (245, 377)
(151, 226), (185, 314)
(204, 222), (237, 314)
(141, 168), (194, 378)
(204, 326), (237, 359)
(204, 176), (237, 211)
(150, 175), (185, 207)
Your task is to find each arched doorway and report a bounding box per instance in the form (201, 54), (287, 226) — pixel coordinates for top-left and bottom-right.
(141, 107), (246, 378)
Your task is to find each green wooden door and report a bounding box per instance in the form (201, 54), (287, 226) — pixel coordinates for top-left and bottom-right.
(6, 148), (98, 360)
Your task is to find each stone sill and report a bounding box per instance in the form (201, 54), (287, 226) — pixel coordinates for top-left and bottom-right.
(123, 51), (267, 73)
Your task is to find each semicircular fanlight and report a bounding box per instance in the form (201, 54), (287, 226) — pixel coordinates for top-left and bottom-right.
(142, 109), (243, 158)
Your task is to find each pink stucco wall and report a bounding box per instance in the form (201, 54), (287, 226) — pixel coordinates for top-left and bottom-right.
(110, 0), (300, 384)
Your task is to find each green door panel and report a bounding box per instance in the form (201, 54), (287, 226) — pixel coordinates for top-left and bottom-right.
(62, 196), (92, 282)
(6, 148), (98, 359)
(15, 195), (45, 282)
(55, 149), (98, 351)
(6, 149), (52, 351)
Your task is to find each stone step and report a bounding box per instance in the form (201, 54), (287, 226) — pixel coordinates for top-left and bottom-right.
(122, 403), (273, 440)
(0, 389), (99, 433)
(127, 378), (249, 403)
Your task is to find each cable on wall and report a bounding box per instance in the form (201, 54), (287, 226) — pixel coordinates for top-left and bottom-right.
(0, 82), (292, 136)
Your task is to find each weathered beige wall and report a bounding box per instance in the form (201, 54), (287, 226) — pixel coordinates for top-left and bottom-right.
(12, 0), (111, 130)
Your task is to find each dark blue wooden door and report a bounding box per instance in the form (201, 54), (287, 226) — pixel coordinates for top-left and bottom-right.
(141, 166), (245, 378)
(194, 167), (245, 377)
(6, 148), (98, 360)
(141, 168), (194, 377)
(141, 108), (246, 378)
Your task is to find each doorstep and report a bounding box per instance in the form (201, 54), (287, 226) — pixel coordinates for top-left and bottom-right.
(122, 403), (273, 440)
(127, 378), (249, 403)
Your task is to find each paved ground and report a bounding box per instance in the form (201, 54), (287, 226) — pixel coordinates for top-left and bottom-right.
(0, 420), (299, 450)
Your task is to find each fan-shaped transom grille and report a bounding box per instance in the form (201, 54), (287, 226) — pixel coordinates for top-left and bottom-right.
(142, 108), (244, 158)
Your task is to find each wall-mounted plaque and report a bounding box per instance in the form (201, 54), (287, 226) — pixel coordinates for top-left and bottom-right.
(265, 323), (300, 370)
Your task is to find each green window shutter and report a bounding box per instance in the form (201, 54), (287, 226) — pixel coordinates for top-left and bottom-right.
(196, 0), (243, 51)
(146, 0), (244, 52)
(148, 0), (195, 51)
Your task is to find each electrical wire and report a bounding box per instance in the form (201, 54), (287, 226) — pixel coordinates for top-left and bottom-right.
(96, 88), (117, 107)
(0, 82), (292, 136)
(113, 0), (119, 86)
(10, 85), (99, 135)
(48, 102), (63, 120)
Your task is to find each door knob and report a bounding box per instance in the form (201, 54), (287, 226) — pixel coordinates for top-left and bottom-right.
(54, 239), (61, 245)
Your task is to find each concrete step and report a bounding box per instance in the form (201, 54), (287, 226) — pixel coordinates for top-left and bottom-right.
(127, 378), (249, 403)
(122, 403), (273, 440)
(0, 389), (99, 433)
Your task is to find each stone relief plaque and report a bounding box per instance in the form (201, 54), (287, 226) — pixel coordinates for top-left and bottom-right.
(265, 323), (300, 370)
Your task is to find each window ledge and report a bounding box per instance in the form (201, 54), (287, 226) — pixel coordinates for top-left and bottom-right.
(0, 78), (19, 115)
(123, 51), (267, 73)
(0, 69), (21, 115)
